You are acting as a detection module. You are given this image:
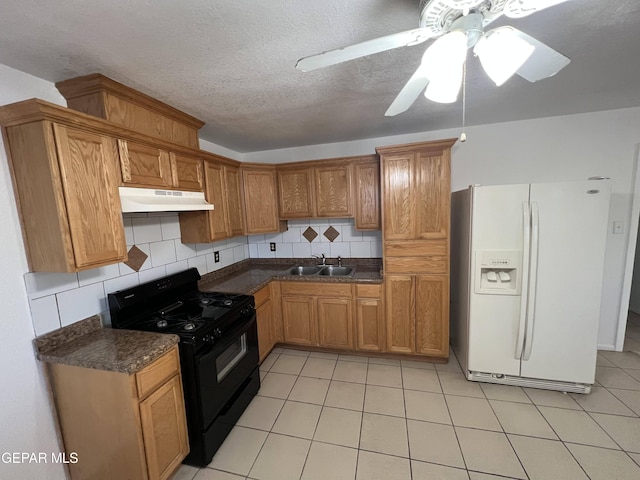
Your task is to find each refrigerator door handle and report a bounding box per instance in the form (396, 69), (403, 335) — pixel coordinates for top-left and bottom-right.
(523, 201), (540, 361)
(516, 201), (531, 359)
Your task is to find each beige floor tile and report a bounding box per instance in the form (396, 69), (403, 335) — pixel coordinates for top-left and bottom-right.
(405, 390), (451, 424)
(355, 450), (411, 480)
(567, 443), (640, 480)
(259, 369), (267, 381)
(271, 400), (322, 439)
(249, 433), (311, 480)
(259, 351), (280, 372)
(313, 406), (362, 448)
(300, 357), (336, 379)
(508, 435), (588, 480)
(595, 366), (640, 390)
(208, 426), (268, 475)
(332, 361), (368, 383)
(401, 359), (436, 370)
(366, 363), (403, 388)
(489, 400), (556, 439)
(609, 388), (640, 415)
(325, 380), (366, 411)
(625, 368), (640, 382)
(309, 351), (338, 359)
(401, 367), (442, 393)
(411, 461), (469, 480)
(523, 387), (582, 409)
(538, 406), (618, 448)
(435, 355), (463, 373)
(407, 420), (465, 468)
(338, 354), (368, 363)
(270, 354), (307, 375)
(172, 464), (200, 480)
(468, 473), (518, 480)
(235, 395), (284, 431)
(596, 353), (616, 367)
(288, 376), (330, 405)
(364, 384), (405, 417)
(368, 357), (401, 366)
(194, 469), (244, 480)
(301, 442), (358, 480)
(591, 413), (640, 452)
(438, 371), (484, 398)
(600, 351), (640, 369)
(630, 452), (640, 467)
(456, 427), (526, 479)
(360, 412), (409, 458)
(281, 348), (310, 357)
(447, 396), (502, 431)
(570, 386), (636, 416)
(258, 372), (297, 399)
(480, 383), (531, 403)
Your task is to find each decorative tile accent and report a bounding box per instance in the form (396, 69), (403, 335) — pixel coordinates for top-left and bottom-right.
(303, 227), (318, 243)
(324, 226), (340, 242)
(124, 245), (148, 272)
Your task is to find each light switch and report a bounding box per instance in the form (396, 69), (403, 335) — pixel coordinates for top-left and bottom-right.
(613, 221), (624, 235)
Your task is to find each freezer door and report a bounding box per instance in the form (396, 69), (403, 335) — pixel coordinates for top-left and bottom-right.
(468, 184), (530, 376)
(520, 180), (610, 384)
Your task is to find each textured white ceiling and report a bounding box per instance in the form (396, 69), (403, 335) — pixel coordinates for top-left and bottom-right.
(0, 0), (639, 152)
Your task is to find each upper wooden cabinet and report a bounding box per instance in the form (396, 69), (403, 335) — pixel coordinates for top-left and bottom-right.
(170, 152), (204, 191)
(314, 164), (353, 217)
(354, 157), (380, 230)
(241, 164), (286, 234)
(278, 166), (315, 218)
(117, 140), (173, 188)
(3, 119), (127, 272)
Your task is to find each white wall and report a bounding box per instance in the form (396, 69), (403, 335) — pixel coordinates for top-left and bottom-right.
(245, 108), (640, 350)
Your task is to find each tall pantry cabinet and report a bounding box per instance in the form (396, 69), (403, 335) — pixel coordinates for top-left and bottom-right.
(377, 139), (456, 358)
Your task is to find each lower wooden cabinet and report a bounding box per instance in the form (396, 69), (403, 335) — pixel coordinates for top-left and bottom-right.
(317, 297), (354, 349)
(255, 284), (278, 361)
(282, 295), (317, 346)
(47, 346), (189, 480)
(355, 284), (384, 352)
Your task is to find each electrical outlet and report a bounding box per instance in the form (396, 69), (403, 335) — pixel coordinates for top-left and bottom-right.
(613, 221), (624, 235)
(214, 251), (220, 263)
(270, 243), (276, 251)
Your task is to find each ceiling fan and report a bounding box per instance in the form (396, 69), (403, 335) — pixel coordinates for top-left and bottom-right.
(295, 0), (572, 116)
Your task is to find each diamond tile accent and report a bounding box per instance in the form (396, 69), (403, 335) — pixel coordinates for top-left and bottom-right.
(124, 245), (148, 271)
(303, 227), (318, 242)
(323, 226), (340, 242)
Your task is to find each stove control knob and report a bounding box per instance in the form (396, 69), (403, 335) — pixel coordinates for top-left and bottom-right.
(241, 305), (254, 316)
(214, 328), (222, 339)
(204, 334), (214, 344)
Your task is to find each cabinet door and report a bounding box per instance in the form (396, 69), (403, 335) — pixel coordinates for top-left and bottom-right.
(53, 124), (127, 269)
(415, 275), (449, 357)
(257, 298), (275, 362)
(356, 297), (384, 352)
(385, 275), (415, 354)
(281, 296), (317, 345)
(355, 160), (380, 230)
(414, 150), (450, 239)
(242, 167), (282, 234)
(382, 154), (414, 240)
(317, 297), (354, 349)
(278, 167), (315, 218)
(117, 140), (173, 187)
(315, 165), (352, 217)
(139, 374), (189, 480)
(171, 153), (203, 191)
(224, 166), (245, 237)
(204, 161), (230, 239)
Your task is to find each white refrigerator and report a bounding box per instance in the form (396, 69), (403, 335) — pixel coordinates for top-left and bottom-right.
(450, 180), (610, 393)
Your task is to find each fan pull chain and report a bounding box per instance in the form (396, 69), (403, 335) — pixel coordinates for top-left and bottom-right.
(460, 61), (467, 142)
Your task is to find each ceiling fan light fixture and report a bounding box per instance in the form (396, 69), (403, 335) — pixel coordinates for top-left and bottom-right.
(424, 64), (463, 103)
(474, 27), (535, 86)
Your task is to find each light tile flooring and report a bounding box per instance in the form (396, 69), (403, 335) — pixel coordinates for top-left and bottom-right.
(173, 313), (640, 480)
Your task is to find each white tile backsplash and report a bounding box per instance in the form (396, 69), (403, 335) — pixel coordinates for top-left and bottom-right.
(248, 218), (381, 259)
(25, 213), (251, 333)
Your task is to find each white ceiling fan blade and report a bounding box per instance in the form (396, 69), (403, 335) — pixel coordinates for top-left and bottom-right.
(504, 0), (573, 18)
(511, 28), (571, 82)
(385, 65), (430, 116)
(295, 28), (434, 72)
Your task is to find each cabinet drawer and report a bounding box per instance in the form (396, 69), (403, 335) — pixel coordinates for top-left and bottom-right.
(356, 284), (382, 298)
(136, 346), (180, 399)
(385, 256), (447, 275)
(280, 282), (352, 298)
(254, 284), (271, 308)
(384, 240), (447, 257)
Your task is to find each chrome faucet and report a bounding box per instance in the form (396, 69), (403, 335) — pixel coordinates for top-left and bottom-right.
(337, 256), (342, 267)
(312, 253), (326, 265)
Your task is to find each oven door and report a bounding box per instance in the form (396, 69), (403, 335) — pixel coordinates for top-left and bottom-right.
(195, 314), (259, 430)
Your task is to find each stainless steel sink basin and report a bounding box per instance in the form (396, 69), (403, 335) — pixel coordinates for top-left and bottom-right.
(287, 265), (323, 276)
(317, 266), (355, 276)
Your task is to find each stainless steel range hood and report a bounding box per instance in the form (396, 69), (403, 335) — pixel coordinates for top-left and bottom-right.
(119, 186), (214, 213)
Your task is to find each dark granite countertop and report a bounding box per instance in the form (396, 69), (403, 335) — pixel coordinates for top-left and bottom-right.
(35, 316), (179, 374)
(199, 258), (383, 295)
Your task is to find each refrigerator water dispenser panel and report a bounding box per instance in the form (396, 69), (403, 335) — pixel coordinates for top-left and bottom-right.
(475, 250), (521, 295)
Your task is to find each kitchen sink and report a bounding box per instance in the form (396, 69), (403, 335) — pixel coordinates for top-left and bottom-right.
(286, 265), (356, 277)
(317, 266), (354, 276)
(287, 265), (324, 275)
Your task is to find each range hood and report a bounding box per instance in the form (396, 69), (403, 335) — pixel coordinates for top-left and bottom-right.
(119, 187), (214, 213)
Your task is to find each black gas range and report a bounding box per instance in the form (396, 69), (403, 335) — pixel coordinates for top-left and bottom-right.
(108, 268), (260, 467)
